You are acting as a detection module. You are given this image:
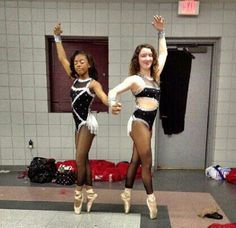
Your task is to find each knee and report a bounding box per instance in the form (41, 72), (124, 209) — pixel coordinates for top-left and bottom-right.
(130, 159), (140, 168)
(76, 159), (85, 168)
(140, 155), (152, 170)
(141, 162), (152, 171)
(76, 163), (84, 169)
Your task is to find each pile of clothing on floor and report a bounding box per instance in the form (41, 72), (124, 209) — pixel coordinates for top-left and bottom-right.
(205, 164), (236, 184)
(26, 157), (141, 185)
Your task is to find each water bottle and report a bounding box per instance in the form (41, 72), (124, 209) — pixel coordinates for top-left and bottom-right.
(109, 173), (112, 182)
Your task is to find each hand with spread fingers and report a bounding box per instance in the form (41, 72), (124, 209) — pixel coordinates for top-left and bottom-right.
(152, 15), (165, 32)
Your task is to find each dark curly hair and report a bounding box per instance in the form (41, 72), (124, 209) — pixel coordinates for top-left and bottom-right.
(129, 43), (159, 82)
(70, 50), (98, 80)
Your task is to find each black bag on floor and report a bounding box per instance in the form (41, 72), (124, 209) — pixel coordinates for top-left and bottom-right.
(54, 170), (76, 185)
(28, 157), (57, 183)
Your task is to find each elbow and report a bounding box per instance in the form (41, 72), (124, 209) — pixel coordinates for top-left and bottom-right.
(58, 55), (64, 63)
(58, 57), (69, 71)
(165, 50), (168, 57)
(164, 46), (168, 56)
(162, 49), (168, 58)
(159, 47), (168, 57)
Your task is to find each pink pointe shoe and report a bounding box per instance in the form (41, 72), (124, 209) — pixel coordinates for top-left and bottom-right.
(86, 188), (98, 212)
(120, 188), (131, 214)
(74, 186), (83, 214)
(147, 193), (158, 219)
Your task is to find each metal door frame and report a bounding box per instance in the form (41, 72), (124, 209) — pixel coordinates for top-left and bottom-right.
(154, 37), (220, 170)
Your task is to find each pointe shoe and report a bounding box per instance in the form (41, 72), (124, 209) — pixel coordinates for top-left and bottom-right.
(86, 188), (98, 212)
(120, 188), (131, 214)
(74, 186), (84, 214)
(147, 193), (158, 219)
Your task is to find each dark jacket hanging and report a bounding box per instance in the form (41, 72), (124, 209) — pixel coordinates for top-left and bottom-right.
(159, 49), (193, 135)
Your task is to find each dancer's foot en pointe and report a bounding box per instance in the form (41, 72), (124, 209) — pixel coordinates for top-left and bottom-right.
(74, 185), (83, 214)
(147, 193), (158, 219)
(86, 188), (98, 212)
(121, 188), (131, 214)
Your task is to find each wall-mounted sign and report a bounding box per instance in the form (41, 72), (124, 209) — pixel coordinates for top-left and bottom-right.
(178, 0), (200, 16)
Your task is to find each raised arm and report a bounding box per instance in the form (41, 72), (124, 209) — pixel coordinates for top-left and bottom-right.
(53, 23), (71, 78)
(152, 15), (168, 77)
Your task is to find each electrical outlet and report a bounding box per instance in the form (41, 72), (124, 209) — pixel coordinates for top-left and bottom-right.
(28, 139), (33, 149)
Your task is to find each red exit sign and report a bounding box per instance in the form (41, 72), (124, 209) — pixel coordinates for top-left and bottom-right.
(178, 0), (200, 16)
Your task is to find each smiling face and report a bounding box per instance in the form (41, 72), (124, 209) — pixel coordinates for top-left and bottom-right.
(138, 47), (153, 73)
(129, 44), (158, 79)
(74, 54), (90, 78)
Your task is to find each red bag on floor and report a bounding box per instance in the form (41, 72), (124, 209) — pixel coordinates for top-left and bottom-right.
(116, 161), (142, 179)
(90, 160), (115, 169)
(116, 161), (129, 179)
(208, 223), (236, 228)
(102, 167), (122, 182)
(90, 160), (143, 182)
(90, 160), (115, 181)
(136, 165), (142, 179)
(226, 168), (236, 184)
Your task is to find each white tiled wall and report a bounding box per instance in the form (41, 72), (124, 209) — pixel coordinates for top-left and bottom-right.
(0, 0), (236, 167)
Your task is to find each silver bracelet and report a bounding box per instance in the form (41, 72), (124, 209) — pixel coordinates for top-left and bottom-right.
(158, 30), (165, 39)
(54, 34), (62, 43)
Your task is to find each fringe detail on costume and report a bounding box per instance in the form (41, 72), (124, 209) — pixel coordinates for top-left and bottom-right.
(127, 116), (133, 136)
(127, 115), (151, 136)
(86, 113), (98, 135)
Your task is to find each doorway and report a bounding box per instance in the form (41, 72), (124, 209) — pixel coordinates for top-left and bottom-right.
(155, 39), (218, 169)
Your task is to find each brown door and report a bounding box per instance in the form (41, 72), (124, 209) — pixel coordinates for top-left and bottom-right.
(47, 37), (108, 113)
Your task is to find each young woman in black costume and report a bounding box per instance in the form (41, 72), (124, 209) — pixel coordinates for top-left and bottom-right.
(53, 23), (120, 214)
(108, 15), (167, 219)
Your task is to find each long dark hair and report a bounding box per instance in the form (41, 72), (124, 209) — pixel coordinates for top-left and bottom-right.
(70, 50), (98, 80)
(129, 43), (159, 81)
